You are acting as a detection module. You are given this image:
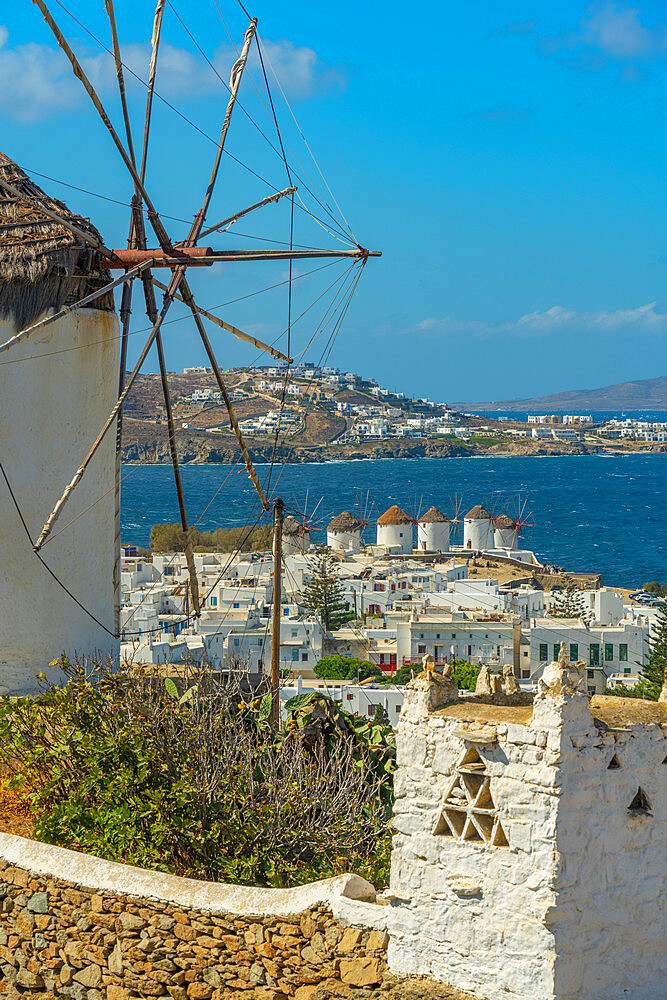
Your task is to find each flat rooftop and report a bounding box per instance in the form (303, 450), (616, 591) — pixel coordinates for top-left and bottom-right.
(434, 695), (667, 729)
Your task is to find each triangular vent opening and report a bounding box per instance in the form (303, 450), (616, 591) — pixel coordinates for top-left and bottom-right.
(433, 813), (454, 837)
(443, 808), (466, 837)
(492, 820), (509, 847)
(461, 771), (485, 799)
(628, 787), (652, 815)
(475, 780), (494, 810)
(459, 745), (486, 771)
(474, 812), (494, 841)
(607, 754), (621, 770)
(462, 817), (483, 843)
(662, 755), (667, 765)
(444, 777), (468, 807)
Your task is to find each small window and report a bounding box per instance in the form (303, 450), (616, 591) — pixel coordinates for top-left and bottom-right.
(570, 643), (578, 661)
(604, 643), (614, 662)
(283, 607), (289, 616)
(587, 669), (594, 679)
(301, 652), (308, 662)
(619, 644), (628, 661)
(232, 601), (239, 609)
(210, 596), (218, 607)
(418, 644), (426, 654)
(589, 644), (600, 666)
(553, 644), (560, 660)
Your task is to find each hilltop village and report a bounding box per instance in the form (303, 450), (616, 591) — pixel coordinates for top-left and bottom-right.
(120, 501), (659, 719)
(121, 364), (667, 464)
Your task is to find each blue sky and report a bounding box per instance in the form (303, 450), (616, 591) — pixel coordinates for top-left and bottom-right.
(2, 1), (667, 401)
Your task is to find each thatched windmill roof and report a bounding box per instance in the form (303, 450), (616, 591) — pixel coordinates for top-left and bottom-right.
(377, 504), (412, 526)
(0, 152), (114, 331)
(283, 515), (305, 536)
(328, 510), (361, 532)
(418, 506), (449, 524)
(493, 514), (516, 529)
(465, 504), (491, 519)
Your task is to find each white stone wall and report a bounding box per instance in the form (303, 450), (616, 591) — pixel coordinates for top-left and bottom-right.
(389, 674), (667, 1000)
(389, 681), (559, 1000)
(548, 716), (666, 1000)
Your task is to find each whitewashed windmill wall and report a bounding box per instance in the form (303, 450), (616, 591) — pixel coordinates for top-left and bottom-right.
(0, 160), (119, 694)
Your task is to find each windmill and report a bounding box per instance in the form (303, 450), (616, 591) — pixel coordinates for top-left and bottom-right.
(447, 494), (465, 547)
(0, 0), (379, 698)
(287, 489), (326, 550)
(508, 496), (536, 550)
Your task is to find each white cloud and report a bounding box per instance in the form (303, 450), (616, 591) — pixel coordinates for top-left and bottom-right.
(496, 5), (667, 78)
(0, 26), (342, 122)
(582, 4), (658, 59)
(407, 302), (667, 339)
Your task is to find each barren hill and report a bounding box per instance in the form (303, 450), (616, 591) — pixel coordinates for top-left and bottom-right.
(455, 375), (667, 412)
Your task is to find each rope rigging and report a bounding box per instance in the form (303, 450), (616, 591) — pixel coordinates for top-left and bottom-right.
(0, 0), (378, 643)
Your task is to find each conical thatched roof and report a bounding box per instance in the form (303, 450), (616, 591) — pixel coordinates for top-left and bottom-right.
(493, 514), (516, 529)
(0, 152), (114, 331)
(418, 506), (449, 524)
(465, 504), (491, 519)
(377, 504), (412, 526)
(328, 510), (361, 533)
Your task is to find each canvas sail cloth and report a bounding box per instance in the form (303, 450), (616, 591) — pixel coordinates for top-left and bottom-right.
(0, 154), (119, 693)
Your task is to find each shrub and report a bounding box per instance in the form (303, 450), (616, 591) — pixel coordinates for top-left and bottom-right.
(0, 658), (392, 888)
(314, 655), (383, 682)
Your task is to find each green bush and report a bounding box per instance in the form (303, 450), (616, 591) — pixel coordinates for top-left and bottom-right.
(149, 522), (272, 553)
(452, 660), (480, 692)
(314, 655), (383, 682)
(0, 659), (392, 888)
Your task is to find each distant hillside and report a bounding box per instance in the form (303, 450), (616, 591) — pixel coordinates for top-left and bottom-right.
(455, 376), (667, 412)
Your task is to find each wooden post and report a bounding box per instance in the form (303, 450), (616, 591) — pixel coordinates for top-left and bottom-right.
(271, 497), (283, 727)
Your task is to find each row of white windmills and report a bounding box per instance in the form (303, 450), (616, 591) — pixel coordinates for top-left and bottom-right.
(320, 502), (527, 555)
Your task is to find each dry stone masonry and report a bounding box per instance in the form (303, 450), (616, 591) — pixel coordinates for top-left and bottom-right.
(0, 844), (390, 1000)
(388, 647), (666, 1000)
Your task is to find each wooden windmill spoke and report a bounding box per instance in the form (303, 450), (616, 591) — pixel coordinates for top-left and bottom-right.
(105, 0), (201, 617)
(195, 185), (297, 240)
(151, 278), (292, 363)
(175, 274), (269, 509)
(32, 0), (172, 253)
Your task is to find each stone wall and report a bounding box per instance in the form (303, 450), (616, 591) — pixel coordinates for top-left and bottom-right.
(387, 671), (667, 1000)
(0, 834), (390, 1000)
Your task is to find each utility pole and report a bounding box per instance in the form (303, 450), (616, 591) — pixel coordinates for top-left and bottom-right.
(270, 496), (283, 727)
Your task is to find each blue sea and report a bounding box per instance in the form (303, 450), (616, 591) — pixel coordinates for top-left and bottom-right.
(121, 454), (667, 589)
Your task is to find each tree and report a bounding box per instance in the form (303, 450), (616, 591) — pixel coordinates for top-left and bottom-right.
(550, 575), (591, 621)
(641, 605), (667, 700)
(314, 655), (383, 682)
(301, 548), (351, 631)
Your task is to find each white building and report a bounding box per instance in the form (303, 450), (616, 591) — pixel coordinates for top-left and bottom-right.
(529, 618), (648, 694)
(0, 157), (119, 694)
(389, 662), (666, 1000)
(327, 511), (362, 552)
(463, 504), (493, 551)
(376, 505), (414, 554)
(493, 513), (516, 549)
(417, 506), (450, 552)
